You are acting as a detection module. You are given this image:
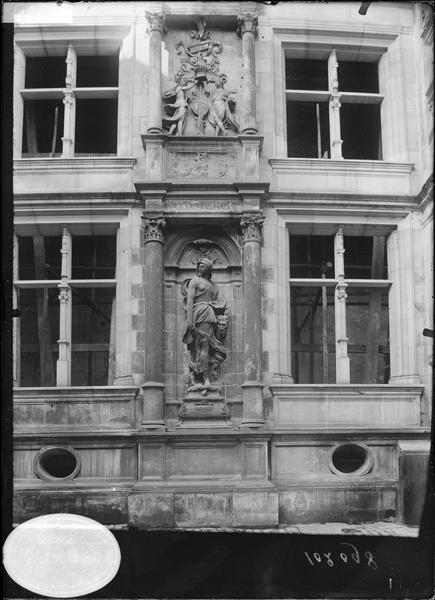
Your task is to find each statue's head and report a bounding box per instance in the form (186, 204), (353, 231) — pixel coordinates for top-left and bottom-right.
(216, 74), (227, 87)
(196, 257), (213, 279)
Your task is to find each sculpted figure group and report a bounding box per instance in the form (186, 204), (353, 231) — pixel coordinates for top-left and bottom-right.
(162, 21), (239, 136)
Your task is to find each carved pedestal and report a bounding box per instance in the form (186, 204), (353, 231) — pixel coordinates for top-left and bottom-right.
(176, 391), (232, 428)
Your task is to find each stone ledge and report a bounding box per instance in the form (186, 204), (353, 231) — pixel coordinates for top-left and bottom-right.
(269, 158), (414, 195)
(270, 384), (424, 429)
(14, 157), (137, 172)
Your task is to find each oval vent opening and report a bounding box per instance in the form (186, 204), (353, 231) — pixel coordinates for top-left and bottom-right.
(330, 443), (371, 475)
(36, 447), (79, 480)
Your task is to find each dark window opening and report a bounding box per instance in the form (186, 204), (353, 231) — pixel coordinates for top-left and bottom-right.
(340, 103), (382, 160)
(22, 99), (64, 156)
(25, 56), (66, 88)
(344, 236), (388, 279)
(76, 54), (119, 87)
(338, 60), (379, 93)
(331, 443), (368, 474)
(20, 288), (59, 387)
(291, 286), (336, 384)
(290, 235), (334, 278)
(71, 236), (116, 279)
(37, 448), (78, 479)
(287, 101), (330, 158)
(18, 236), (62, 280)
(285, 58), (328, 90)
(347, 287), (390, 384)
(75, 99), (118, 154)
(71, 287), (115, 386)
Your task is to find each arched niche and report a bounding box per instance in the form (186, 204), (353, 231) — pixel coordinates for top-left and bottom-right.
(165, 226), (241, 271)
(162, 225), (243, 418)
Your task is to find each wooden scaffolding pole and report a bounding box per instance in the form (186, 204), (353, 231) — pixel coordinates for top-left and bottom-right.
(364, 236), (385, 382)
(33, 236), (55, 386)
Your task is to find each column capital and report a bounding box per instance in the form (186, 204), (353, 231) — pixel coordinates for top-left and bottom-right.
(145, 11), (167, 35)
(240, 214), (264, 244)
(141, 213), (166, 243)
(237, 12), (258, 38)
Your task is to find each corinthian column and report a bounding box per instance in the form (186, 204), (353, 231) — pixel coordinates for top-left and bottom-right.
(240, 214), (264, 427)
(146, 12), (166, 134)
(140, 214), (166, 429)
(237, 12), (258, 135)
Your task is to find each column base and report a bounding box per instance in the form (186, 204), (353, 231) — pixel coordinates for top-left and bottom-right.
(141, 421), (167, 431)
(389, 374), (421, 384)
(176, 390), (232, 428)
(113, 375), (134, 386)
(240, 382), (264, 428)
(241, 127), (258, 135)
(141, 382), (166, 430)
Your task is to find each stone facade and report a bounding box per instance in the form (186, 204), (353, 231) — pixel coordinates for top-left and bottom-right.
(9, 1), (433, 533)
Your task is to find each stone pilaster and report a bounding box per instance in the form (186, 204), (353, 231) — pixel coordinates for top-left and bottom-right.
(387, 218), (421, 384)
(328, 49), (343, 159)
(145, 12), (166, 135)
(56, 226), (72, 386)
(237, 12), (258, 135)
(334, 226), (350, 383)
(240, 214), (264, 427)
(61, 44), (76, 157)
(140, 213), (167, 429)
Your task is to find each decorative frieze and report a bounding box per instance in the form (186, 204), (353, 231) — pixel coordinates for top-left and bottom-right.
(141, 214), (166, 244)
(167, 150), (237, 179)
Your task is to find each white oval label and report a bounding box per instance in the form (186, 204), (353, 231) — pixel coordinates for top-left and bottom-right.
(3, 513), (121, 598)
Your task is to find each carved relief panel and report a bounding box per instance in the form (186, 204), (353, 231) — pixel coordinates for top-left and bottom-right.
(162, 19), (242, 137)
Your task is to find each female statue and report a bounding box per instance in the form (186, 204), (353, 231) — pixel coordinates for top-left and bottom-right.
(208, 74), (239, 135)
(182, 258), (228, 391)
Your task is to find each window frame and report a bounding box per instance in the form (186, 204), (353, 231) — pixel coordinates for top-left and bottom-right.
(289, 226), (392, 384)
(271, 24), (412, 163)
(13, 224), (118, 388)
(285, 49), (384, 160)
(14, 24), (131, 160)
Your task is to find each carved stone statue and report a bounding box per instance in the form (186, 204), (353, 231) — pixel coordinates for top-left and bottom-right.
(208, 74), (239, 136)
(162, 77), (195, 135)
(162, 19), (239, 136)
(182, 257), (229, 393)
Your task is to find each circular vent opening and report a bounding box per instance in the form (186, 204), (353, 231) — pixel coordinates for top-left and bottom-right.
(35, 447), (80, 481)
(330, 443), (372, 475)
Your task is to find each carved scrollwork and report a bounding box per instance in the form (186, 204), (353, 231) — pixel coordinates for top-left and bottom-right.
(141, 214), (166, 243)
(178, 239), (228, 269)
(240, 214), (264, 244)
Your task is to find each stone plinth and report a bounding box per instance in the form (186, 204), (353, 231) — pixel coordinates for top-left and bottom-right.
(176, 391), (232, 428)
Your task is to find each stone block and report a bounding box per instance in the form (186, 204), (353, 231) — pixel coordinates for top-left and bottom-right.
(131, 351), (145, 374)
(128, 493), (174, 528)
(174, 492), (233, 527)
(132, 314), (146, 330)
(233, 488), (278, 527)
(82, 494), (128, 524)
(278, 488), (397, 525)
(131, 284), (145, 299)
(136, 331), (146, 350)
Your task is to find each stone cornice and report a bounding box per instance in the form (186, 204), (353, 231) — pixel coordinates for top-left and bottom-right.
(416, 175), (433, 212)
(14, 157), (137, 173)
(269, 158), (414, 174)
